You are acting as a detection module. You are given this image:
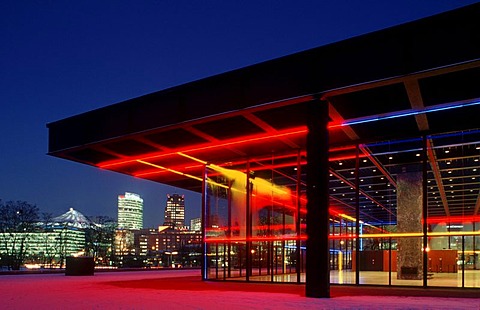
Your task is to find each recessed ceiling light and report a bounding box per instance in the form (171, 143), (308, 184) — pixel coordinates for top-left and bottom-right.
(388, 156), (393, 160)
(416, 153), (421, 157)
(448, 170), (452, 173)
(447, 161), (451, 165)
(339, 162), (343, 165)
(363, 159), (367, 163)
(445, 150), (450, 153)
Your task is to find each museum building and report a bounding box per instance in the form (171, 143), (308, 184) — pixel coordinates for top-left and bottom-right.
(47, 4), (480, 297)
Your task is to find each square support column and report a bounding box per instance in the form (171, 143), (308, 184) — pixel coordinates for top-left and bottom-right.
(305, 99), (330, 298)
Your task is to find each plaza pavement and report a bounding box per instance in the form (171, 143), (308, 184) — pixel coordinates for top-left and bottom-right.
(0, 269), (479, 309)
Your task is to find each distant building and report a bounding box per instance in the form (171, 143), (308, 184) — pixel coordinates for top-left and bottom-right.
(114, 229), (135, 256)
(111, 226), (201, 267)
(190, 217), (201, 232)
(0, 229), (85, 265)
(118, 192), (143, 230)
(163, 194), (185, 229)
(158, 226), (201, 252)
(0, 208), (88, 268)
(127, 227), (201, 254)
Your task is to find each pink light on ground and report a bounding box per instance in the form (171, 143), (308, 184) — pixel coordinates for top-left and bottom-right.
(0, 270), (478, 309)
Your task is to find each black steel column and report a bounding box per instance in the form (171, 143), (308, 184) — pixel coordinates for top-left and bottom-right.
(201, 164), (208, 280)
(422, 135), (428, 288)
(305, 98), (330, 298)
(462, 235), (465, 287)
(227, 181), (232, 277)
(296, 149), (302, 283)
(474, 222), (477, 270)
(355, 144), (360, 285)
(246, 161), (252, 281)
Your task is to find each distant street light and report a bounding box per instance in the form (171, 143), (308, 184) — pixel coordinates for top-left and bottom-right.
(165, 251), (178, 267)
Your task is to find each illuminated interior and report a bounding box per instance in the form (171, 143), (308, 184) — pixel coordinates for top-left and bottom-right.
(47, 5), (480, 290)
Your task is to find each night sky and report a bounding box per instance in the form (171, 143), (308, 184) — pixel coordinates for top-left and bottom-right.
(1, 1), (477, 228)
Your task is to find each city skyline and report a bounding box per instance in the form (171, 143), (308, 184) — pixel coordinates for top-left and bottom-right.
(1, 1), (477, 228)
(29, 191), (196, 229)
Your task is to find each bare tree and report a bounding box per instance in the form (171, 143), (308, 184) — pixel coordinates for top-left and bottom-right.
(85, 216), (116, 266)
(0, 200), (39, 270)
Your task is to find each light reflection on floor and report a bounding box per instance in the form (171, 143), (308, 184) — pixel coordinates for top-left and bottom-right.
(211, 269), (480, 288)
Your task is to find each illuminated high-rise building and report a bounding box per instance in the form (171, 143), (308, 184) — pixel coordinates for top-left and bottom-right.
(164, 194), (185, 229)
(118, 192), (143, 230)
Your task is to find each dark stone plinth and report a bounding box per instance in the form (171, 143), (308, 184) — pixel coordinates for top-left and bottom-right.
(65, 256), (94, 276)
(400, 266), (419, 279)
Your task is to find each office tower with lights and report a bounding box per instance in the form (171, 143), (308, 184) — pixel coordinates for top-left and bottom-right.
(118, 192), (143, 230)
(164, 194), (185, 229)
(190, 217), (201, 231)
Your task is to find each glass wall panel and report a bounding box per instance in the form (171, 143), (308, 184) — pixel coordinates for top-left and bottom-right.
(362, 138), (425, 286)
(204, 152), (305, 282)
(426, 131), (480, 288)
(202, 127), (480, 289)
(329, 156), (358, 285)
(205, 162), (247, 280)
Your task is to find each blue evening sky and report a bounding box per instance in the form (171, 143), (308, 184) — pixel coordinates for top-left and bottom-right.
(0, 1), (477, 227)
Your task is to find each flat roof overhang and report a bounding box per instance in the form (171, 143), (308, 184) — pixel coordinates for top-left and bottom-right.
(47, 4), (480, 222)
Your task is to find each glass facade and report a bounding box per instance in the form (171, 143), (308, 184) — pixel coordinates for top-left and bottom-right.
(118, 192), (143, 230)
(202, 129), (480, 289)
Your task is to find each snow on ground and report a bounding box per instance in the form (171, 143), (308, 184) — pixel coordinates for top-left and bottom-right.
(0, 269), (478, 309)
